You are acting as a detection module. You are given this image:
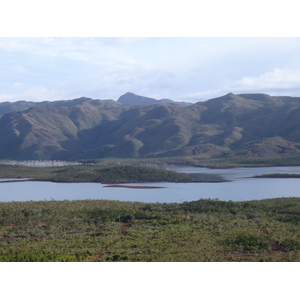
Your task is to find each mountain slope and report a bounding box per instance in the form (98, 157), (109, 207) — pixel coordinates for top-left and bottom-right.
(0, 99), (128, 159)
(117, 92), (191, 106)
(1, 93), (300, 161)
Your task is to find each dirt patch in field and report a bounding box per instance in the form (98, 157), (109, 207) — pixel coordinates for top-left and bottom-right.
(118, 222), (131, 234)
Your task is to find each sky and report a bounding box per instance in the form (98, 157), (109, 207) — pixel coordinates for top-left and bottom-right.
(1, 1), (300, 104)
(1, 37), (300, 103)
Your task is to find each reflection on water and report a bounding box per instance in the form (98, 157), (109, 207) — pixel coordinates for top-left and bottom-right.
(1, 166), (300, 203)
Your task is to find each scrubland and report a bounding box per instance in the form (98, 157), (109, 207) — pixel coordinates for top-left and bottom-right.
(0, 197), (299, 262)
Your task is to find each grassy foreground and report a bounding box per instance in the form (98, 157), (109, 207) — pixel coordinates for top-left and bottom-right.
(0, 197), (299, 262)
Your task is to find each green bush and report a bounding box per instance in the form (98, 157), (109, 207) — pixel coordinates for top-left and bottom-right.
(280, 239), (300, 251)
(222, 233), (271, 251)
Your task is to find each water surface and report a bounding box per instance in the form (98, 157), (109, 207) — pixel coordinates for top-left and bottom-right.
(1, 166), (300, 203)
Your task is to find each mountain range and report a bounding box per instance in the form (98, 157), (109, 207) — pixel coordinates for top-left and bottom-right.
(0, 92), (300, 161)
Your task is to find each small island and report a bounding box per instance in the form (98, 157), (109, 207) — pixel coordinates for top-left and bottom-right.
(254, 173), (300, 178)
(0, 164), (196, 184)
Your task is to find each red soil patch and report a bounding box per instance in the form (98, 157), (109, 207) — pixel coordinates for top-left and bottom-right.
(118, 222), (131, 234)
(104, 184), (164, 189)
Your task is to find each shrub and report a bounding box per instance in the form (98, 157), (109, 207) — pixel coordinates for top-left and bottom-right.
(280, 239), (300, 251)
(222, 233), (270, 251)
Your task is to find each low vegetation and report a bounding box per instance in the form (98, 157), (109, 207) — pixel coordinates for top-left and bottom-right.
(0, 197), (299, 262)
(0, 164), (193, 183)
(84, 155), (300, 169)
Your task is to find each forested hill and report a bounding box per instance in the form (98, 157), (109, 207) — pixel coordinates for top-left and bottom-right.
(1, 92), (300, 161)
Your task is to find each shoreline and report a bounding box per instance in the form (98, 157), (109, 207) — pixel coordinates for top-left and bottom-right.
(0, 178), (34, 183)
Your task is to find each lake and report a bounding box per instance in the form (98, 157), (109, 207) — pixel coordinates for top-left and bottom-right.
(1, 166), (300, 203)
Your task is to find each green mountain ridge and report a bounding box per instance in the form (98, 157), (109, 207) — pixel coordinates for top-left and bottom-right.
(1, 92), (300, 161)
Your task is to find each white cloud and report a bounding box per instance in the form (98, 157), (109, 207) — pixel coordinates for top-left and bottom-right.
(22, 86), (61, 101)
(176, 90), (223, 102)
(113, 37), (149, 46)
(1, 38), (300, 103)
(182, 68), (300, 102)
(0, 82), (66, 102)
(230, 68), (300, 92)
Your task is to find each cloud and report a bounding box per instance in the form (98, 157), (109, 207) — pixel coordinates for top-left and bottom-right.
(230, 68), (300, 93)
(181, 68), (300, 102)
(72, 66), (178, 101)
(0, 82), (66, 102)
(22, 86), (62, 101)
(172, 68), (300, 102)
(1, 38), (300, 103)
(176, 90), (223, 102)
(113, 37), (149, 46)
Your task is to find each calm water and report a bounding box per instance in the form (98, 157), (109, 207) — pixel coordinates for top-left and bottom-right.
(1, 166), (300, 203)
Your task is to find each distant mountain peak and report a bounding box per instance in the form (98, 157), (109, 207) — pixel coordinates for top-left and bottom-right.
(118, 92), (158, 105)
(117, 92), (191, 106)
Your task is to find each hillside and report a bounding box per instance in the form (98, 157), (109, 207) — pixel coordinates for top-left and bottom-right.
(0, 197), (299, 261)
(1, 92), (300, 162)
(117, 92), (191, 106)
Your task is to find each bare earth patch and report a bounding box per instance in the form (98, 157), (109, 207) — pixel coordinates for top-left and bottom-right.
(103, 184), (165, 189)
